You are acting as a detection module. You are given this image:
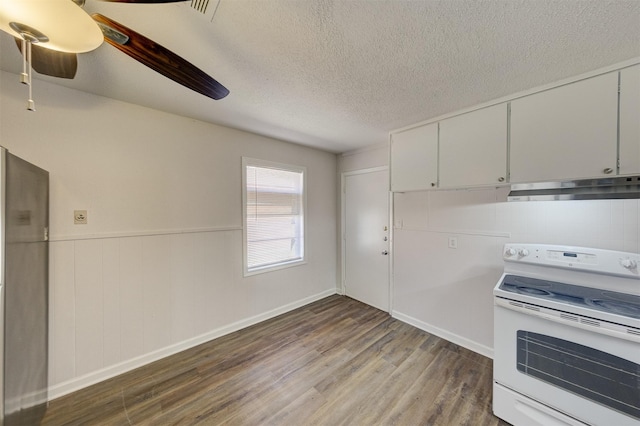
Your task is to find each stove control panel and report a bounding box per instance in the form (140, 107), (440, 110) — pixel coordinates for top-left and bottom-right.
(503, 243), (640, 278)
(545, 249), (597, 265)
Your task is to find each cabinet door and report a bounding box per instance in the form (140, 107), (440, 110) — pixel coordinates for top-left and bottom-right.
(620, 65), (640, 175)
(390, 123), (438, 191)
(510, 72), (618, 183)
(439, 103), (507, 188)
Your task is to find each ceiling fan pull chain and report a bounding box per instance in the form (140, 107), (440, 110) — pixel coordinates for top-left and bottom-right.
(25, 38), (35, 111)
(17, 35), (36, 111)
(19, 37), (28, 85)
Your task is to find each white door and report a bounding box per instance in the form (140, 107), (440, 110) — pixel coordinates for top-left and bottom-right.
(343, 168), (390, 311)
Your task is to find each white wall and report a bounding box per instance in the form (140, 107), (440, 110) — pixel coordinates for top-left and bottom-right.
(338, 143), (388, 173)
(393, 188), (640, 357)
(0, 71), (338, 398)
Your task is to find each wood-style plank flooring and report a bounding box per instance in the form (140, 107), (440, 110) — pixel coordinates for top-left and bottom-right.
(42, 295), (509, 425)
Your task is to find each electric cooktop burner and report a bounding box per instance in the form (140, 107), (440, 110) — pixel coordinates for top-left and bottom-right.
(500, 275), (640, 319)
(516, 286), (553, 296)
(586, 299), (640, 318)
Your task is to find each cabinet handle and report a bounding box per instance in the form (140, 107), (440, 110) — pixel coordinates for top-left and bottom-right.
(430, 182), (436, 187)
(603, 168), (613, 175)
(498, 177), (505, 182)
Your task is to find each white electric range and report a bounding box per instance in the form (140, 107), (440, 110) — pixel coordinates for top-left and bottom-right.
(493, 244), (640, 426)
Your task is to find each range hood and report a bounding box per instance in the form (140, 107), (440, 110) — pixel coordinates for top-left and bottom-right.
(508, 176), (640, 201)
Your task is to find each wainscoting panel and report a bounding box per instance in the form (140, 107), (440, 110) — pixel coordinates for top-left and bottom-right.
(48, 229), (333, 399)
(49, 240), (76, 386)
(74, 239), (104, 377)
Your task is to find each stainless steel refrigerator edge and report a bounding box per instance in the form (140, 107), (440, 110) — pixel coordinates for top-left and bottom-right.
(0, 147), (49, 425)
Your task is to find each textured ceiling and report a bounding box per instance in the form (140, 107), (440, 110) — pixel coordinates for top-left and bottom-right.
(1, 0), (639, 153)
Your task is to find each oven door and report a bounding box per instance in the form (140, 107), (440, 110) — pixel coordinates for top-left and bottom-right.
(494, 303), (640, 426)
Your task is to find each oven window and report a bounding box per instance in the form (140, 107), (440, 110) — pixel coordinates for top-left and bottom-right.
(517, 331), (640, 420)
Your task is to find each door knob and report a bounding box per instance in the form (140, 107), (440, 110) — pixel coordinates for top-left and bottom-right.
(382, 250), (388, 255)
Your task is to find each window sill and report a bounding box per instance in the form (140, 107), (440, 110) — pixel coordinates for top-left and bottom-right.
(244, 259), (307, 277)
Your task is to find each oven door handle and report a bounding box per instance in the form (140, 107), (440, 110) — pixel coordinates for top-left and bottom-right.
(495, 297), (640, 344)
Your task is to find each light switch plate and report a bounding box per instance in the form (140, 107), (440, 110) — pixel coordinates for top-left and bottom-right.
(74, 210), (87, 225)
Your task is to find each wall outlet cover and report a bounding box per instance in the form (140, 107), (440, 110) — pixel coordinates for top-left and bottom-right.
(74, 210), (87, 225)
(448, 236), (458, 249)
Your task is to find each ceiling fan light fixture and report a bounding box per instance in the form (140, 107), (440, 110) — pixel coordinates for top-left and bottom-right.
(9, 21), (48, 43)
(0, 0), (103, 53)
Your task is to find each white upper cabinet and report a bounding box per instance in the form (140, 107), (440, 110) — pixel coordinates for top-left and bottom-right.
(619, 65), (640, 176)
(510, 72), (619, 183)
(439, 103), (508, 188)
(390, 123), (438, 192)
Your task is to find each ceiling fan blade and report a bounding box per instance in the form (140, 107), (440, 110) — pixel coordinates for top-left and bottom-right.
(91, 14), (228, 100)
(14, 38), (78, 79)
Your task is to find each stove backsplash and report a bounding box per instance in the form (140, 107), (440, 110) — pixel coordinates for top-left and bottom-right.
(394, 186), (639, 252)
(392, 187), (639, 353)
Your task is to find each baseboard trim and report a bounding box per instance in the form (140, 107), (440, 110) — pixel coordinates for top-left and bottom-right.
(48, 288), (337, 400)
(391, 310), (494, 359)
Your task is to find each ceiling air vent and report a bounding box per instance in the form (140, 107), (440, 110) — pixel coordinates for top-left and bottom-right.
(191, 0), (221, 22)
(191, 0), (210, 14)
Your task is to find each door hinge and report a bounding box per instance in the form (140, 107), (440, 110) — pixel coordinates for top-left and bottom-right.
(44, 227), (49, 241)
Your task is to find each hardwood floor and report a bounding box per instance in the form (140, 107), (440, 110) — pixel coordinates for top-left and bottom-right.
(42, 295), (509, 425)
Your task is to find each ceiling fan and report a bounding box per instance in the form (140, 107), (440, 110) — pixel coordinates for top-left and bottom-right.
(0, 0), (229, 110)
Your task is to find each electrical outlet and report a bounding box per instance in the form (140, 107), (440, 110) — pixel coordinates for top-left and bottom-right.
(74, 210), (87, 225)
(448, 236), (458, 249)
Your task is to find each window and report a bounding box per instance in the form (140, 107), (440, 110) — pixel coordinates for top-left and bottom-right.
(242, 158), (306, 275)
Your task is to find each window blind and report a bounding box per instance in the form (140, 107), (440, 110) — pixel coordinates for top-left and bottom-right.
(245, 164), (304, 271)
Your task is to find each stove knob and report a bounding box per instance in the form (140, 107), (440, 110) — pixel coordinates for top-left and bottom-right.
(505, 248), (517, 257)
(518, 248), (530, 257)
(620, 259), (638, 270)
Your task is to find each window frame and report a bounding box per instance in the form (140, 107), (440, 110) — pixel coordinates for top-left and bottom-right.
(242, 157), (307, 276)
